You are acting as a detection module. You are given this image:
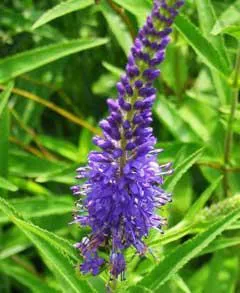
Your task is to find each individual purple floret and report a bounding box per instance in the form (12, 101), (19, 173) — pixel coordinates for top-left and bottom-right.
(71, 0), (184, 280)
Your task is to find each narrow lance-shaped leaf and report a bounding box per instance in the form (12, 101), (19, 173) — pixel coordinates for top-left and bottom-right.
(0, 81), (14, 116)
(0, 259), (57, 293)
(174, 14), (231, 78)
(203, 251), (239, 293)
(154, 97), (201, 142)
(0, 196), (95, 293)
(0, 81), (13, 197)
(0, 196), (73, 224)
(112, 0), (151, 25)
(211, 0), (240, 37)
(183, 176), (222, 222)
(164, 147), (203, 192)
(199, 236), (240, 256)
(196, 0), (232, 105)
(0, 38), (108, 83)
(100, 0), (132, 56)
(0, 177), (18, 192)
(32, 0), (94, 29)
(129, 206), (240, 292)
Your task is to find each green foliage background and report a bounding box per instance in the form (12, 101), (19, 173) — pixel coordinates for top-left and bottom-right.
(0, 0), (240, 292)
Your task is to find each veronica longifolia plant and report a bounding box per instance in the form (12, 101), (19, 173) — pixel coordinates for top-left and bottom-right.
(71, 0), (184, 280)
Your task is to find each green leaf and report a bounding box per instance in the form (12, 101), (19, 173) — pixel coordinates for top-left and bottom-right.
(183, 176), (222, 222)
(203, 250), (238, 293)
(0, 196), (73, 224)
(211, 0), (240, 37)
(11, 177), (53, 197)
(32, 0), (94, 29)
(154, 97), (201, 142)
(0, 81), (13, 117)
(35, 163), (78, 184)
(0, 259), (57, 293)
(0, 227), (31, 260)
(102, 61), (124, 77)
(9, 150), (68, 178)
(196, 0), (230, 64)
(200, 236), (240, 256)
(164, 147), (203, 192)
(0, 5), (64, 41)
(38, 135), (79, 162)
(130, 206), (240, 292)
(195, 0), (232, 105)
(0, 38), (108, 83)
(0, 177), (18, 192)
(220, 26), (240, 39)
(195, 194), (240, 228)
(0, 82), (13, 195)
(112, 0), (151, 18)
(173, 275), (191, 293)
(175, 14), (230, 77)
(0, 196), (94, 293)
(0, 196), (77, 260)
(112, 0), (151, 25)
(100, 0), (132, 56)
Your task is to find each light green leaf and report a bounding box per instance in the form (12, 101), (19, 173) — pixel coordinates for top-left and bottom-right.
(0, 227), (31, 259)
(211, 0), (240, 37)
(100, 0), (132, 56)
(175, 14), (230, 77)
(0, 197), (77, 261)
(0, 38), (108, 83)
(9, 150), (68, 178)
(154, 97), (201, 142)
(173, 275), (191, 293)
(203, 250), (238, 293)
(35, 163), (78, 184)
(0, 177), (18, 192)
(112, 0), (151, 17)
(32, 0), (94, 29)
(196, 0), (230, 64)
(0, 196), (93, 293)
(0, 196), (73, 224)
(200, 236), (240, 256)
(112, 0), (151, 25)
(0, 82), (13, 194)
(164, 148), (203, 192)
(220, 26), (240, 39)
(196, 194), (240, 228)
(38, 135), (79, 162)
(0, 259), (57, 293)
(0, 5), (64, 41)
(183, 176), (222, 222)
(0, 81), (13, 117)
(11, 177), (53, 197)
(130, 206), (240, 292)
(196, 0), (232, 105)
(102, 61), (124, 77)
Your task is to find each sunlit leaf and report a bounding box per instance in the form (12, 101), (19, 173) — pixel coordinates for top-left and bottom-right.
(0, 197), (95, 293)
(175, 14), (230, 77)
(211, 0), (240, 38)
(0, 38), (108, 83)
(130, 206), (240, 292)
(32, 0), (94, 29)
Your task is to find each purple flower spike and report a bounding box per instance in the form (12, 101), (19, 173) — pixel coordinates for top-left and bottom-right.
(71, 0), (184, 280)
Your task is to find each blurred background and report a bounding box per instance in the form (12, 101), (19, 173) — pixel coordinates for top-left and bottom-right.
(0, 0), (240, 292)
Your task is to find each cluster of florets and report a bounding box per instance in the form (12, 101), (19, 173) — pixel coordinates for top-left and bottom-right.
(71, 0), (184, 280)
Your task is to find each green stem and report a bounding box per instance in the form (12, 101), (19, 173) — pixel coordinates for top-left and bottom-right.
(223, 43), (240, 197)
